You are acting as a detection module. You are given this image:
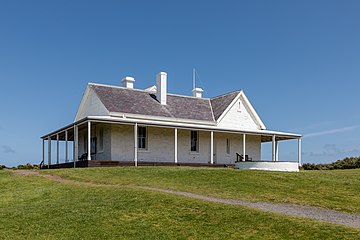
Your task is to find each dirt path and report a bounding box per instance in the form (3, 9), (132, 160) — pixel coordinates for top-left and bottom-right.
(12, 170), (360, 229)
(13, 170), (110, 186)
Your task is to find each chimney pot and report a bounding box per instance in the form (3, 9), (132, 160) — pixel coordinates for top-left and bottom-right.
(192, 87), (204, 98)
(121, 76), (135, 88)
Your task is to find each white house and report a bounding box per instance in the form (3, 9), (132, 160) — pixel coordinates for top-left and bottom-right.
(41, 71), (302, 171)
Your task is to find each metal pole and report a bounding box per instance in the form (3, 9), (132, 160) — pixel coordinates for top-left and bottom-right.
(272, 135), (276, 161)
(56, 134), (59, 164)
(210, 131), (214, 164)
(42, 139), (44, 167)
(275, 140), (279, 161)
(298, 138), (302, 166)
(242, 134), (246, 161)
(74, 125), (78, 168)
(134, 123), (138, 166)
(174, 128), (178, 163)
(48, 136), (51, 168)
(65, 130), (68, 163)
(87, 121), (91, 161)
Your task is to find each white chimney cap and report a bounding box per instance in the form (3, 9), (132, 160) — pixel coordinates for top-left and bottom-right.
(192, 87), (204, 98)
(122, 76), (135, 88)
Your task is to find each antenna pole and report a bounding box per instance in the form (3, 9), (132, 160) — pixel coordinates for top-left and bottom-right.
(193, 68), (195, 89)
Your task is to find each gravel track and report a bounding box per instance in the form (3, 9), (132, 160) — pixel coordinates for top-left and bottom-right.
(12, 170), (360, 229)
(141, 187), (360, 229)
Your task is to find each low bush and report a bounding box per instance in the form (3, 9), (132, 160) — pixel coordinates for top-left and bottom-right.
(302, 156), (360, 170)
(0, 165), (6, 170)
(15, 163), (38, 170)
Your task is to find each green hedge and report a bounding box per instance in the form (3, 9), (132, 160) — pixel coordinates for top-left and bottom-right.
(302, 157), (360, 170)
(15, 163), (38, 170)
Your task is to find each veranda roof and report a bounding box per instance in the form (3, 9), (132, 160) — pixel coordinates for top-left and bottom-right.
(41, 116), (301, 142)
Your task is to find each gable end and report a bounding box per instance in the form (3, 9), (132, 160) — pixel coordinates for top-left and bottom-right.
(216, 91), (266, 130)
(74, 85), (109, 121)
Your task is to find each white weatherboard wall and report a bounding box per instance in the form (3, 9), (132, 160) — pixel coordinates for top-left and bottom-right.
(76, 88), (108, 121)
(218, 97), (260, 130)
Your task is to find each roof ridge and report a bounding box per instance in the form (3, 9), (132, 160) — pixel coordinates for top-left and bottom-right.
(208, 98), (216, 121)
(167, 93), (210, 100)
(89, 83), (147, 93)
(211, 89), (242, 100)
(89, 82), (211, 100)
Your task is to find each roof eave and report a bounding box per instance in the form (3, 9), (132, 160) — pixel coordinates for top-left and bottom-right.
(109, 111), (216, 126)
(41, 115), (301, 141)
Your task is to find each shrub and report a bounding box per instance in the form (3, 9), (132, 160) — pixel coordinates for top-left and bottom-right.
(0, 165), (6, 170)
(303, 156), (360, 170)
(16, 163), (38, 170)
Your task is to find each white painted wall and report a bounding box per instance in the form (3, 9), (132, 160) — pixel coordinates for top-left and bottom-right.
(108, 125), (261, 164)
(75, 88), (109, 121)
(214, 133), (261, 164)
(95, 124), (112, 160)
(138, 127), (174, 162)
(78, 129), (87, 158)
(177, 129), (211, 163)
(111, 124), (134, 161)
(77, 123), (112, 160)
(235, 161), (299, 172)
(110, 126), (211, 163)
(77, 124), (262, 164)
(217, 97), (261, 130)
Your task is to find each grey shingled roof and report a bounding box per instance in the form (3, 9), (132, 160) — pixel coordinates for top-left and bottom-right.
(90, 84), (240, 122)
(90, 84), (212, 121)
(210, 90), (241, 120)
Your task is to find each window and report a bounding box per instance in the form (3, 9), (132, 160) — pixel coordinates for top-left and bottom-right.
(226, 138), (230, 155)
(91, 137), (97, 154)
(84, 134), (87, 152)
(98, 128), (104, 152)
(190, 131), (199, 152)
(237, 101), (242, 112)
(138, 126), (147, 149)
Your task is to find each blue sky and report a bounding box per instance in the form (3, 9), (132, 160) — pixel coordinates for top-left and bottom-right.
(0, 0), (359, 166)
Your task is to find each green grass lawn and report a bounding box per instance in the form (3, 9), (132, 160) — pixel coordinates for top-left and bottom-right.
(42, 167), (360, 214)
(0, 170), (359, 239)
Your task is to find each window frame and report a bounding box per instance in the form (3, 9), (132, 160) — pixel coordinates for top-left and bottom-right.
(138, 126), (148, 150)
(237, 100), (242, 112)
(190, 130), (199, 152)
(91, 137), (97, 155)
(226, 138), (230, 155)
